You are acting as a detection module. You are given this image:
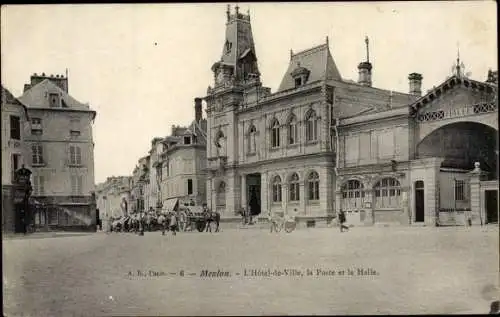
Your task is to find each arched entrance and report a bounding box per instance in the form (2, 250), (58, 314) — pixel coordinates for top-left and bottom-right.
(417, 122), (498, 179)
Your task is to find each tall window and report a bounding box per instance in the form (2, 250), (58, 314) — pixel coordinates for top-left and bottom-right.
(272, 175), (282, 203)
(289, 173), (300, 201)
(305, 110), (318, 142)
(373, 177), (401, 209)
(248, 125), (257, 153)
(271, 119), (280, 148)
(33, 175), (45, 196)
(216, 181), (226, 208)
(49, 93), (60, 107)
(71, 175), (83, 195)
(308, 171), (320, 201)
(10, 115), (21, 140)
(187, 179), (193, 195)
(454, 179), (466, 201)
(32, 144), (44, 165)
(341, 180), (365, 211)
(69, 145), (82, 165)
(288, 115), (298, 145)
(11, 154), (20, 183)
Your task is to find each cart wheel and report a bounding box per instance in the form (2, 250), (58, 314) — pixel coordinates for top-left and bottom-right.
(285, 222), (296, 233)
(196, 220), (206, 232)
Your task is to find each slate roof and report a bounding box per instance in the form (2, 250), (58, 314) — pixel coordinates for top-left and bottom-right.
(328, 79), (418, 119)
(1, 85), (29, 116)
(278, 43), (342, 92)
(18, 79), (93, 112)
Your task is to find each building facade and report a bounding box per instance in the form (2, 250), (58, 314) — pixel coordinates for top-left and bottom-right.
(204, 6), (498, 226)
(17, 73), (98, 229)
(1, 86), (31, 233)
(95, 176), (132, 219)
(160, 98), (208, 211)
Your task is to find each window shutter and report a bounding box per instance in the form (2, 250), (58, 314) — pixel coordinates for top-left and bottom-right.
(40, 176), (45, 195)
(78, 176), (83, 195)
(69, 146), (75, 165)
(71, 175), (76, 195)
(76, 146), (82, 165)
(39, 145), (44, 164)
(32, 145), (37, 165)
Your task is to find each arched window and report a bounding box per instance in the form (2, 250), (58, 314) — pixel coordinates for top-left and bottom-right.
(341, 180), (365, 211)
(271, 119), (280, 148)
(305, 110), (318, 142)
(373, 177), (401, 209)
(308, 171), (320, 200)
(216, 181), (226, 208)
(288, 115), (298, 145)
(248, 125), (257, 154)
(272, 175), (282, 203)
(289, 173), (300, 201)
(215, 131), (226, 157)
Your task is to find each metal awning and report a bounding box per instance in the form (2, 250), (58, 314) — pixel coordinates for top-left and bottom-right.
(163, 198), (179, 212)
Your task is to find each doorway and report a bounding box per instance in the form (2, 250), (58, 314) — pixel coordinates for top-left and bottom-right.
(485, 190), (498, 224)
(415, 181), (425, 223)
(246, 173), (261, 216)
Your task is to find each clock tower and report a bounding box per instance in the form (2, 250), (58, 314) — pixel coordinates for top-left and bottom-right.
(204, 5), (268, 215)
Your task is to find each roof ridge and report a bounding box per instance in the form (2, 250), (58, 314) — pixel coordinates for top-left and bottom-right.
(292, 43), (328, 58)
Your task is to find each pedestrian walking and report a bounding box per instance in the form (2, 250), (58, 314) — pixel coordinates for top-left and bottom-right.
(169, 212), (177, 236)
(464, 209), (472, 227)
(158, 213), (166, 235)
(338, 210), (349, 232)
(268, 211), (277, 233)
(179, 209), (187, 232)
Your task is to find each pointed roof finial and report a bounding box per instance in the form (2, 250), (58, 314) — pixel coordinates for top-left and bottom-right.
(365, 35), (370, 63)
(227, 4), (231, 21)
(326, 35), (329, 46)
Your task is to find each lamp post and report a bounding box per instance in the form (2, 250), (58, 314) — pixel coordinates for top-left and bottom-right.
(138, 181), (145, 236)
(156, 163), (163, 214)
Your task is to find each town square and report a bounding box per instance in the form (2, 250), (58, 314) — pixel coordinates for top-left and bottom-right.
(3, 226), (499, 316)
(1, 2), (499, 316)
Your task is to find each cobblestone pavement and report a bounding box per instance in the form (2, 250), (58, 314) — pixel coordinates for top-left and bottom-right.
(3, 226), (499, 316)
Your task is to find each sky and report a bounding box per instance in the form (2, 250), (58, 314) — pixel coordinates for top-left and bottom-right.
(1, 2), (497, 184)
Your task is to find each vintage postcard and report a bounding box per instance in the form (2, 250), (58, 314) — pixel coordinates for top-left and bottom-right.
(1, 2), (498, 316)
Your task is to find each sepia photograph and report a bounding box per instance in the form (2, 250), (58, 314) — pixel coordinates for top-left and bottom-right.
(1, 2), (499, 316)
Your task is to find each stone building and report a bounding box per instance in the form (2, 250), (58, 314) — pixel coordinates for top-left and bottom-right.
(203, 6), (498, 227)
(129, 155), (150, 214)
(95, 176), (132, 219)
(159, 98), (208, 211)
(17, 73), (97, 229)
(1, 86), (30, 233)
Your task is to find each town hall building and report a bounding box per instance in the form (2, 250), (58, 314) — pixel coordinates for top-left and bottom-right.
(203, 6), (498, 227)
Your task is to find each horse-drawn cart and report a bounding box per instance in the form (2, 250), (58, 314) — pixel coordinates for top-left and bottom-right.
(185, 206), (208, 232)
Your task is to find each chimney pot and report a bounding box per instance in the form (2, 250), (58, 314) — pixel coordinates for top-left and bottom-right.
(42, 72), (45, 76)
(408, 72), (423, 96)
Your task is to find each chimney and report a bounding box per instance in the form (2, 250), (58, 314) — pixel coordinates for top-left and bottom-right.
(408, 73), (423, 96)
(30, 72), (68, 93)
(357, 62), (372, 87)
(194, 98), (203, 123)
(357, 36), (373, 87)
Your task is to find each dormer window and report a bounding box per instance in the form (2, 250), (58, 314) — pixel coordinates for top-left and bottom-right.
(49, 93), (60, 107)
(291, 62), (310, 88)
(225, 40), (232, 54)
(295, 78), (302, 87)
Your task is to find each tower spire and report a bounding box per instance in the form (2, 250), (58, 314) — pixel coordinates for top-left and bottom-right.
(365, 35), (370, 63)
(226, 4), (230, 22)
(456, 42), (461, 77)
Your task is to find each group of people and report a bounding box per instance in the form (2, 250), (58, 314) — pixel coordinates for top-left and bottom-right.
(105, 204), (220, 235)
